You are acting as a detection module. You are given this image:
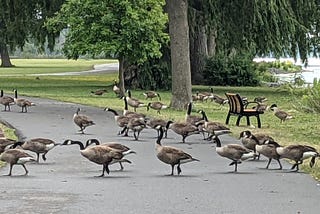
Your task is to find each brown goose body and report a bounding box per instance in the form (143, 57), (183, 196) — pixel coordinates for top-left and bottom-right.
(11, 138), (58, 162)
(146, 118), (168, 138)
(122, 96), (146, 118)
(211, 94), (228, 105)
(143, 91), (161, 100)
(197, 110), (231, 140)
(147, 101), (168, 114)
(0, 90), (15, 111)
(85, 139), (136, 170)
(239, 130), (260, 160)
(126, 90), (145, 112)
(73, 108), (95, 134)
(13, 89), (35, 113)
(166, 121), (199, 143)
(0, 149), (36, 176)
(104, 107), (130, 136)
(185, 102), (203, 125)
(113, 80), (121, 97)
(127, 117), (146, 140)
(62, 140), (131, 177)
(276, 144), (319, 171)
(270, 104), (293, 123)
(255, 140), (282, 169)
(155, 127), (199, 175)
(213, 135), (256, 172)
(91, 89), (107, 95)
(0, 138), (16, 154)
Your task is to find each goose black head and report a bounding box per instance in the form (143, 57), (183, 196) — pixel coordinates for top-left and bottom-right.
(85, 139), (100, 148)
(269, 104), (277, 111)
(10, 141), (24, 149)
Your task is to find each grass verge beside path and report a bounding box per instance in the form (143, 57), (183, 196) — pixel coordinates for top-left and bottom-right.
(0, 59), (319, 180)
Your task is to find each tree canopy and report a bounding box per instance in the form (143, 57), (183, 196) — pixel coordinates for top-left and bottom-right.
(47, 0), (168, 95)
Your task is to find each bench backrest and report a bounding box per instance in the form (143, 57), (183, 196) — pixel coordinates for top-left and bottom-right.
(225, 93), (244, 114)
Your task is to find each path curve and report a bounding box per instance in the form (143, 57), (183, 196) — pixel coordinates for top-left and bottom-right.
(0, 96), (320, 213)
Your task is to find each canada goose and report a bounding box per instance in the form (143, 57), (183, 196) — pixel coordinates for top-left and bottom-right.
(113, 80), (121, 97)
(185, 102), (203, 125)
(198, 88), (214, 101)
(0, 90), (15, 111)
(270, 104), (293, 123)
(254, 133), (275, 145)
(126, 90), (145, 112)
(255, 139), (282, 169)
(143, 91), (161, 101)
(166, 121), (200, 143)
(239, 130), (260, 160)
(276, 144), (319, 172)
(122, 96), (146, 118)
(211, 94), (228, 105)
(0, 138), (16, 154)
(11, 138), (58, 162)
(155, 126), (199, 175)
(0, 149), (36, 176)
(91, 89), (107, 95)
(145, 117), (168, 138)
(254, 97), (268, 103)
(213, 135), (256, 172)
(192, 92), (206, 102)
(61, 139), (131, 177)
(13, 89), (35, 113)
(253, 102), (269, 112)
(73, 108), (95, 134)
(197, 110), (231, 140)
(104, 107), (130, 136)
(85, 139), (136, 170)
(127, 117), (146, 140)
(147, 102), (168, 114)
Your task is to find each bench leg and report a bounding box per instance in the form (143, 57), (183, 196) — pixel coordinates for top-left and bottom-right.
(226, 113), (231, 125)
(236, 115), (242, 126)
(256, 115), (261, 128)
(246, 116), (250, 126)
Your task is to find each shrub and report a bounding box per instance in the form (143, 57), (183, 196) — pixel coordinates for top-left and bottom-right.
(203, 54), (259, 86)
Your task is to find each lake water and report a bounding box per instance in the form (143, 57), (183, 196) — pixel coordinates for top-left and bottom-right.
(254, 57), (320, 84)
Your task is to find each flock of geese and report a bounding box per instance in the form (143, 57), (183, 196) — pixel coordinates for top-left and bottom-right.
(0, 89), (35, 113)
(0, 86), (319, 177)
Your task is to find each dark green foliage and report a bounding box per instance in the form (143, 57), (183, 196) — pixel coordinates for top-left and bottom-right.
(203, 54), (259, 86)
(0, 0), (64, 51)
(136, 58), (171, 90)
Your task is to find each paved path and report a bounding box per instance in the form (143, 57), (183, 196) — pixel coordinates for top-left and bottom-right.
(0, 96), (320, 214)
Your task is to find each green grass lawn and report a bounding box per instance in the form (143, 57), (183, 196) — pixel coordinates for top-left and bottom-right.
(0, 59), (319, 180)
(0, 58), (117, 75)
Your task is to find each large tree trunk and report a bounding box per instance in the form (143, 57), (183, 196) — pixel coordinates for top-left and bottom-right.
(167, 0), (192, 110)
(0, 44), (13, 67)
(118, 56), (126, 97)
(207, 29), (217, 57)
(190, 24), (208, 84)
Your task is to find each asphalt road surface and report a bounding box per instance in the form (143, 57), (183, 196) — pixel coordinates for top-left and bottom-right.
(0, 96), (320, 214)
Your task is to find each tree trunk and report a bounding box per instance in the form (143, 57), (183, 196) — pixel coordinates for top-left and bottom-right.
(0, 44), (13, 67)
(207, 29), (217, 57)
(167, 0), (192, 110)
(118, 56), (126, 97)
(190, 25), (208, 84)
